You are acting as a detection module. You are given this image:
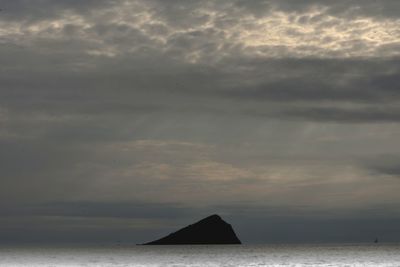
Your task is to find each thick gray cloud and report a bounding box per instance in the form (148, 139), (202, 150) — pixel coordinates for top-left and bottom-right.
(0, 201), (192, 219)
(365, 155), (400, 177)
(1, 0), (400, 244)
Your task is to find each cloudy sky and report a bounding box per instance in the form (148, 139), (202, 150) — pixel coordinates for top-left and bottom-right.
(1, 0), (400, 244)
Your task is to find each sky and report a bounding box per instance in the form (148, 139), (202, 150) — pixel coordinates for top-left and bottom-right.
(1, 0), (400, 244)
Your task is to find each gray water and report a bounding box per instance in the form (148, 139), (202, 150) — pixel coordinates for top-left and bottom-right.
(1, 244), (399, 266)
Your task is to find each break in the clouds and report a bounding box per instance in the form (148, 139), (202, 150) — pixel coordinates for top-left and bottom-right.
(1, 0), (400, 243)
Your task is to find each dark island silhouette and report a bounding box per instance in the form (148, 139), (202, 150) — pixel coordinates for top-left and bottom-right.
(142, 214), (241, 245)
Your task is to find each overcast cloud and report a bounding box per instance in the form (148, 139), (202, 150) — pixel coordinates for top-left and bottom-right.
(1, 0), (400, 243)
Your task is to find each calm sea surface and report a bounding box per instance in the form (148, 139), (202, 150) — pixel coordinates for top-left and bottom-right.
(0, 244), (399, 266)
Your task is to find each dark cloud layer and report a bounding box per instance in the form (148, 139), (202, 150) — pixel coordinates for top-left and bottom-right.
(365, 155), (400, 177)
(1, 201), (400, 243)
(0, 201), (191, 219)
(1, 57), (400, 123)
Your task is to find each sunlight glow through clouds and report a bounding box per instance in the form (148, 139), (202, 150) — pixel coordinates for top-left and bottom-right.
(2, 1), (399, 60)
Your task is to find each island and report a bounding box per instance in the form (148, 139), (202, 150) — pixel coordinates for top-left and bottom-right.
(141, 214), (241, 245)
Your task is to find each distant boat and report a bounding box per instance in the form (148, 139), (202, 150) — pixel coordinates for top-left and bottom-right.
(374, 238), (378, 243)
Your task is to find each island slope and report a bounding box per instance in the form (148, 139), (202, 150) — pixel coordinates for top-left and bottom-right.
(142, 214), (241, 245)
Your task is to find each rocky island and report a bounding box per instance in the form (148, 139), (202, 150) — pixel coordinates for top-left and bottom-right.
(142, 214), (241, 245)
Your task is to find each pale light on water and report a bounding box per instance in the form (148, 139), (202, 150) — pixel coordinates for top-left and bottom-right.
(1, 244), (399, 267)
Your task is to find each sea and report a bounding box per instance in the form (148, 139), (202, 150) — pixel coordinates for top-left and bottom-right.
(0, 243), (399, 266)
